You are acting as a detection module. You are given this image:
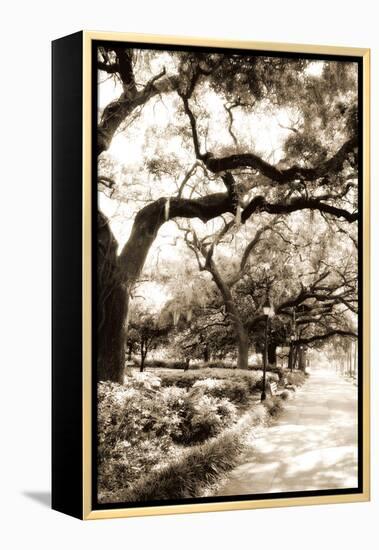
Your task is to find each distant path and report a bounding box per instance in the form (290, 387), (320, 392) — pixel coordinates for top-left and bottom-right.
(217, 367), (358, 496)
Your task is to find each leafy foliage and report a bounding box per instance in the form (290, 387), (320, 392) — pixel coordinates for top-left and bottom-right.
(102, 404), (269, 504)
(97, 370), (259, 495)
(263, 396), (285, 418)
(173, 391), (237, 444)
(128, 303), (170, 370)
(193, 378), (251, 404)
(285, 371), (306, 387)
(159, 367), (265, 392)
(97, 377), (180, 494)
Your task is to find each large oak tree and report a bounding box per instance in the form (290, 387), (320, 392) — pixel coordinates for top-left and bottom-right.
(96, 47), (358, 381)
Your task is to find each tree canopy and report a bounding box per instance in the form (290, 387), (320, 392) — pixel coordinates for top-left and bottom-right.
(96, 45), (359, 381)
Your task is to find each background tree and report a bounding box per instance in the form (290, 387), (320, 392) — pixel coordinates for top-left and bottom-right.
(128, 303), (170, 372)
(125, 326), (139, 362)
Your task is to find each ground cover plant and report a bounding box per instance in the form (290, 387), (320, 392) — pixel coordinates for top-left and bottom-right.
(98, 366), (306, 503)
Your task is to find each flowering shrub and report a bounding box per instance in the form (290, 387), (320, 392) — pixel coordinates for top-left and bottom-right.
(193, 378), (224, 391)
(285, 371), (306, 387)
(160, 371), (201, 389)
(161, 384), (237, 443)
(106, 403), (270, 504)
(280, 389), (291, 401)
(97, 380), (180, 494)
(173, 392), (237, 444)
(97, 374), (240, 496)
(160, 368), (264, 394)
(248, 364), (285, 380)
(132, 358), (202, 370)
(126, 370), (162, 390)
(263, 396), (285, 417)
(234, 371), (262, 393)
(202, 360), (233, 369)
(161, 385), (187, 408)
(97, 358), (297, 502)
(194, 377), (251, 404)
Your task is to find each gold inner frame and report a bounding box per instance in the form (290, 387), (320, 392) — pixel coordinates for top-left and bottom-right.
(82, 31), (370, 520)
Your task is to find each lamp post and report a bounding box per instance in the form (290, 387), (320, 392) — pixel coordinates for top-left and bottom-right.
(261, 296), (273, 401)
(288, 308), (297, 372)
(289, 334), (295, 372)
(299, 344), (304, 371)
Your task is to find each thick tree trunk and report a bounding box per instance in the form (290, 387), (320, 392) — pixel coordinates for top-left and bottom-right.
(97, 283), (128, 383)
(206, 257), (249, 369)
(97, 212), (129, 383)
(203, 345), (209, 363)
(236, 328), (249, 369)
(96, 195), (233, 382)
(298, 347), (306, 371)
(268, 342), (277, 366)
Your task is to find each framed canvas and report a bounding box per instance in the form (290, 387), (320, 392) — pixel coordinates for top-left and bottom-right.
(52, 31), (370, 520)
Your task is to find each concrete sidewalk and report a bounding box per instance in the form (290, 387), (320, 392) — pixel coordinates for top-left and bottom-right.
(217, 368), (358, 496)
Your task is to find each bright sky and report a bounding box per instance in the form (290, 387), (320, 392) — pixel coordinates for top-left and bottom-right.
(305, 61), (324, 77)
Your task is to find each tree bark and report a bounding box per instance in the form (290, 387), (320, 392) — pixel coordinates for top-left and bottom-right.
(205, 136), (358, 184)
(97, 283), (128, 383)
(127, 342), (133, 362)
(268, 341), (277, 366)
(298, 347), (306, 371)
(97, 212), (129, 383)
(96, 194), (233, 382)
(140, 343), (147, 372)
(236, 327), (249, 370)
(205, 257), (250, 369)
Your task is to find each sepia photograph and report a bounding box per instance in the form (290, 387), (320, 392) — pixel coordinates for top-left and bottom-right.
(94, 42), (362, 508)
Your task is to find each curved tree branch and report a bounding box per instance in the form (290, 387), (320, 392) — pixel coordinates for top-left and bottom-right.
(97, 61), (119, 74)
(118, 184), (357, 287)
(177, 85), (357, 185)
(98, 64), (178, 155)
(179, 94), (204, 160)
(118, 193), (233, 283)
(204, 136), (358, 183)
(224, 102), (240, 147)
(242, 195), (357, 223)
(296, 330), (357, 345)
